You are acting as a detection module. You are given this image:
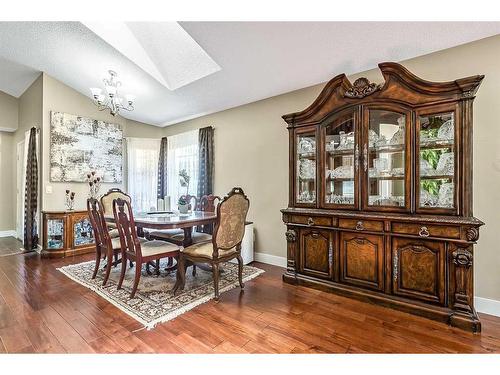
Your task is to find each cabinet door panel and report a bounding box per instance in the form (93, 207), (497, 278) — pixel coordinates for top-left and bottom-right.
(295, 126), (318, 207)
(339, 232), (384, 291)
(392, 238), (445, 304)
(362, 106), (411, 213)
(299, 229), (333, 279)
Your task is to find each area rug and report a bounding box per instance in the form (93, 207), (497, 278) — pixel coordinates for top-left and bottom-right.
(58, 259), (264, 329)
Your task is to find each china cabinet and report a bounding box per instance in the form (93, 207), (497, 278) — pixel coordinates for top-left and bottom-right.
(281, 62), (484, 332)
(42, 210), (95, 258)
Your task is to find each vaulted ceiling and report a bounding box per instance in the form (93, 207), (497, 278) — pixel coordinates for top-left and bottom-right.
(0, 22), (499, 127)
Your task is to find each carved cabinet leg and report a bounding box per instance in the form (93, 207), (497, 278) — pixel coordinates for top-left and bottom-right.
(284, 228), (298, 283)
(449, 245), (481, 333)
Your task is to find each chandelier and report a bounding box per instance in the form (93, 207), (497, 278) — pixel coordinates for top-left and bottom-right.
(90, 70), (135, 116)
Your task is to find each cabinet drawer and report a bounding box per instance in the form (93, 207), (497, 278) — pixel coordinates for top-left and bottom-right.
(339, 218), (384, 232)
(392, 222), (460, 239)
(291, 215), (331, 227)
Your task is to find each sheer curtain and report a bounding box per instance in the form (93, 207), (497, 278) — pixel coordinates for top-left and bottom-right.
(126, 137), (161, 212)
(166, 130), (199, 207)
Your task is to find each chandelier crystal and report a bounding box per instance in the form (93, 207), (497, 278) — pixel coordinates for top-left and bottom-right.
(90, 70), (135, 116)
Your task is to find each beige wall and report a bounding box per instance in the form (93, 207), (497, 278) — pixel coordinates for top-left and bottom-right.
(0, 90), (19, 231)
(163, 34), (500, 301)
(161, 85), (322, 265)
(0, 131), (15, 231)
(13, 75), (43, 233)
(0, 90), (18, 132)
(41, 73), (163, 212)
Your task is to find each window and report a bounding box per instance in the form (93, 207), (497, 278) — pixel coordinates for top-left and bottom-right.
(166, 130), (199, 206)
(126, 137), (161, 212)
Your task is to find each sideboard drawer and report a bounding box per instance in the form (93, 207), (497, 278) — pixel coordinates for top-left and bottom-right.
(291, 215), (332, 227)
(392, 222), (460, 239)
(339, 218), (384, 232)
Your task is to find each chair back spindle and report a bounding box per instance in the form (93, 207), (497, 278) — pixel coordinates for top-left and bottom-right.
(87, 198), (111, 250)
(113, 198), (143, 258)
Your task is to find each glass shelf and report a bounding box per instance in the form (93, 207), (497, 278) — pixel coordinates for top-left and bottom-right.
(327, 148), (355, 156)
(369, 176), (405, 181)
(369, 144), (404, 153)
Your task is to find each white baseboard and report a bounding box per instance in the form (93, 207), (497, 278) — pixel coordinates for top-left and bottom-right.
(475, 297), (500, 317)
(254, 252), (286, 268)
(0, 230), (16, 238)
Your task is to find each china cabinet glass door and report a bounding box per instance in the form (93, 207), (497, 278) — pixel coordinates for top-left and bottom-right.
(363, 107), (410, 212)
(295, 127), (317, 206)
(47, 218), (64, 249)
(416, 109), (457, 213)
(323, 110), (358, 208)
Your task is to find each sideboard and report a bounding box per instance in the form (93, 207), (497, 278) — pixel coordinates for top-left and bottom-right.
(41, 210), (95, 258)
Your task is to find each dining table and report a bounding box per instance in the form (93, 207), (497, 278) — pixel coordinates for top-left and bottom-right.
(105, 210), (219, 274)
(105, 210), (218, 247)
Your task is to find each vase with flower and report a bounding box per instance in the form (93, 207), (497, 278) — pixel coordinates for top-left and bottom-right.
(86, 171), (102, 199)
(65, 190), (75, 210)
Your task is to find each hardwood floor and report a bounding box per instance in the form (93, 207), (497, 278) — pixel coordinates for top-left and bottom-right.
(0, 236), (500, 353)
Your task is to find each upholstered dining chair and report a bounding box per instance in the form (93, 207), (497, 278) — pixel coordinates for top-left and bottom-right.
(87, 198), (133, 286)
(173, 188), (249, 300)
(113, 198), (183, 299)
(100, 188), (132, 238)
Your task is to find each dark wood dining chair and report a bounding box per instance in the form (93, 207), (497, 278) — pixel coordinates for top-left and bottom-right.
(87, 198), (132, 286)
(113, 198), (182, 299)
(173, 188), (249, 300)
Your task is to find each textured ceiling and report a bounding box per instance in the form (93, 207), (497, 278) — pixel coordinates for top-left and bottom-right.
(0, 22), (499, 126)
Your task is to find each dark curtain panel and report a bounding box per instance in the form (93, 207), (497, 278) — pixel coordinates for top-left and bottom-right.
(197, 126), (214, 233)
(24, 127), (39, 251)
(157, 137), (168, 199)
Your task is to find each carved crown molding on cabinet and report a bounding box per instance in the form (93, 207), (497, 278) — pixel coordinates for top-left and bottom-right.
(282, 62), (484, 128)
(344, 77), (381, 99)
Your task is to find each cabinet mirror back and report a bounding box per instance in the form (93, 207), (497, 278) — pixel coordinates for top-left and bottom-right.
(281, 62), (484, 332)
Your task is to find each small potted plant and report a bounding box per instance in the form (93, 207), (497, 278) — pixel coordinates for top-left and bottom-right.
(178, 196), (189, 214)
(178, 169), (191, 213)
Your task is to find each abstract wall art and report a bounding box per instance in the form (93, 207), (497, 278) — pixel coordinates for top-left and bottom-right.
(50, 111), (123, 182)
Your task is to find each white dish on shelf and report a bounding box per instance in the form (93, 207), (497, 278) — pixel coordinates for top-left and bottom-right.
(420, 159), (436, 176)
(391, 167), (404, 177)
(436, 152), (454, 176)
(389, 117), (405, 145)
(298, 137), (316, 154)
(331, 165), (354, 179)
(299, 159), (316, 179)
(437, 119), (454, 140)
(438, 182), (454, 208)
(336, 131), (355, 150)
(368, 129), (379, 147)
(420, 190), (439, 207)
